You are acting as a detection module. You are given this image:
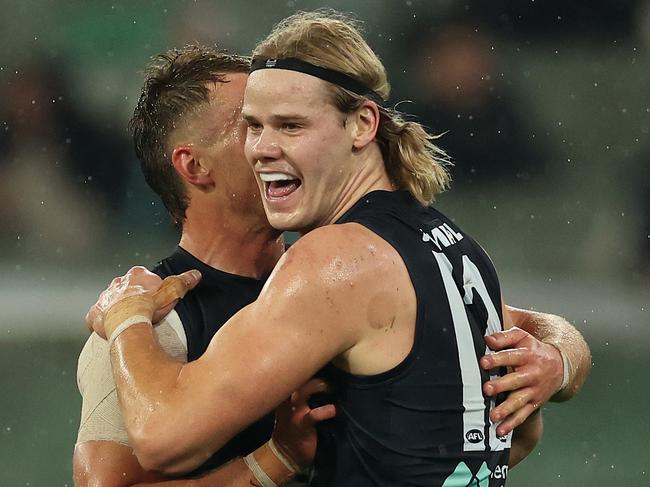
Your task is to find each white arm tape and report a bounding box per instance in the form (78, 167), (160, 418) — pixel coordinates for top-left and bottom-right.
(108, 315), (152, 348)
(244, 452), (278, 487)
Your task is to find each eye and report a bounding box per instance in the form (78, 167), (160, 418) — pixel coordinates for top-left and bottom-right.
(246, 120), (263, 133)
(282, 122), (302, 132)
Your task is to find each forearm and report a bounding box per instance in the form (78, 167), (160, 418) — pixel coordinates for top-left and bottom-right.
(506, 306), (591, 401)
(134, 442), (300, 487)
(133, 459), (252, 487)
(509, 409), (543, 468)
(110, 323), (206, 473)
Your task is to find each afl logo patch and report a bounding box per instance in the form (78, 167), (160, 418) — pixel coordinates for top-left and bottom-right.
(265, 59), (278, 68)
(465, 429), (484, 443)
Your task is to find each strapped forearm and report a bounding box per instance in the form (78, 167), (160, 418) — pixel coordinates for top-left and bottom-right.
(133, 441), (300, 487)
(506, 306), (591, 401)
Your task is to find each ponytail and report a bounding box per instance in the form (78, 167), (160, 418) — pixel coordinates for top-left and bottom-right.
(376, 108), (451, 205)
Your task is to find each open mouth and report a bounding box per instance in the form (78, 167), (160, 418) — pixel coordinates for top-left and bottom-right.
(259, 172), (302, 199)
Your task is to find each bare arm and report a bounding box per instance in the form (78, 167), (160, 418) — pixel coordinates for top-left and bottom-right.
(94, 226), (374, 474)
(73, 441), (164, 487)
(74, 377), (334, 487)
(509, 410), (543, 468)
(73, 442), (290, 487)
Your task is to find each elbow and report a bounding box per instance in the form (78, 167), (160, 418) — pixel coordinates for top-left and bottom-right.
(128, 421), (209, 475)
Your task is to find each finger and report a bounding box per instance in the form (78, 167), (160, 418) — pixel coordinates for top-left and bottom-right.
(490, 387), (533, 422)
(485, 327), (528, 351)
(292, 379), (331, 404)
(484, 370), (532, 396)
(496, 403), (538, 437)
(308, 404), (336, 423)
(480, 348), (529, 370)
(153, 271), (202, 309)
(85, 304), (100, 332)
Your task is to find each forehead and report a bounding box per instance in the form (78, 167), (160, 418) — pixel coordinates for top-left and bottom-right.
(194, 73), (248, 136)
(243, 69), (330, 116)
(206, 73), (247, 114)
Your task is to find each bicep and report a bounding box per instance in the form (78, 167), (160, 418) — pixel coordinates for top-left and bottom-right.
(176, 294), (353, 450)
(173, 253), (363, 453)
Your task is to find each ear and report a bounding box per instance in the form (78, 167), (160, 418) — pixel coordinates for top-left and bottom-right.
(351, 100), (380, 150)
(171, 145), (214, 188)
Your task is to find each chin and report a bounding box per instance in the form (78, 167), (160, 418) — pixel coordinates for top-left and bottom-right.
(266, 211), (306, 233)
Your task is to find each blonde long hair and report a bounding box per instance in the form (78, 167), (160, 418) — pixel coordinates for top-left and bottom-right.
(252, 9), (451, 205)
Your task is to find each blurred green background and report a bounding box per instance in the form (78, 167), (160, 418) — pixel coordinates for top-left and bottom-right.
(0, 0), (648, 485)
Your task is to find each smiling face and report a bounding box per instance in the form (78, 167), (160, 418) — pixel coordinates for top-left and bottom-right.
(242, 69), (359, 233)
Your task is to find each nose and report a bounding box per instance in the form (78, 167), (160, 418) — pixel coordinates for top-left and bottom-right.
(248, 127), (282, 164)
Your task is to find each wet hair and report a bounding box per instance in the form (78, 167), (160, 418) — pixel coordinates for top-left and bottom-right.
(129, 45), (250, 228)
(252, 9), (451, 205)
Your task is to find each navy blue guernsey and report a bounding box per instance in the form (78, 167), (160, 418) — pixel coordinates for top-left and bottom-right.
(152, 247), (275, 475)
(311, 190), (512, 487)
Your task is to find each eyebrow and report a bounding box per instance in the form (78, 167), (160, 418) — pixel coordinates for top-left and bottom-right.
(242, 113), (309, 124)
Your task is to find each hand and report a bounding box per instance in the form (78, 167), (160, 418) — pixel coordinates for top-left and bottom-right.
(85, 266), (201, 339)
(481, 327), (563, 436)
(272, 378), (336, 470)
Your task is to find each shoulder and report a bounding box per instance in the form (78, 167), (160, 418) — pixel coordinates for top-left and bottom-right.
(255, 224), (411, 336)
(269, 223), (404, 294)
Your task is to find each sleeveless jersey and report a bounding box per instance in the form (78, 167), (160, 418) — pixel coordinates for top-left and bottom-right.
(311, 190), (512, 487)
(152, 247), (275, 475)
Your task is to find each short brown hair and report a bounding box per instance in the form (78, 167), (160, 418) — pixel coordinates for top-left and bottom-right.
(253, 10), (451, 205)
(129, 45), (250, 228)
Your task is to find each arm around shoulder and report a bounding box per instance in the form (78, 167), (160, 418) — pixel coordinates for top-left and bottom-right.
(109, 225), (369, 474)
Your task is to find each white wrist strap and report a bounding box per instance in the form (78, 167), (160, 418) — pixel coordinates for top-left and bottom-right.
(243, 452), (278, 487)
(108, 315), (152, 348)
(558, 348), (571, 391)
(268, 438), (299, 474)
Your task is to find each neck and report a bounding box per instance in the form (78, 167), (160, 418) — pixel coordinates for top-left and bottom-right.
(306, 144), (393, 234)
(179, 203), (284, 279)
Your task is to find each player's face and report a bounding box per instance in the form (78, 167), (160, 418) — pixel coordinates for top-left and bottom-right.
(196, 74), (266, 220)
(242, 69), (357, 232)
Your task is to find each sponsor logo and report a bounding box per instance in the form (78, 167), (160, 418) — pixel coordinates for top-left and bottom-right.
(466, 429), (484, 443)
(265, 59), (277, 68)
